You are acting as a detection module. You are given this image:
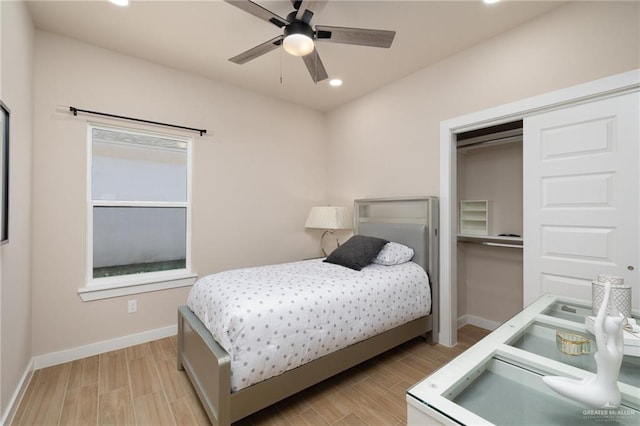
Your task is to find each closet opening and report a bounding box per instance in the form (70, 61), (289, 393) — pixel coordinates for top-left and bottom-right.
(455, 119), (524, 331)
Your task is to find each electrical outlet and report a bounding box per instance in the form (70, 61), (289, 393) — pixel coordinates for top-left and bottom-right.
(128, 299), (137, 314)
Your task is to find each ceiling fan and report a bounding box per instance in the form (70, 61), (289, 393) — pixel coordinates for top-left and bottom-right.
(225, 0), (396, 83)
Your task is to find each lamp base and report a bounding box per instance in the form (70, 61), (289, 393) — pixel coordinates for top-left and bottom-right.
(320, 229), (340, 257)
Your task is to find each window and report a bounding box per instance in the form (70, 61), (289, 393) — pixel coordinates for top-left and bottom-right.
(79, 124), (195, 301)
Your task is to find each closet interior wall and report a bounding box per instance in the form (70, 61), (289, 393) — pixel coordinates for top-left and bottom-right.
(456, 124), (524, 328)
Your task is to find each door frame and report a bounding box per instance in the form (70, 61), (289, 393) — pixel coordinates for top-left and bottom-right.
(438, 69), (640, 347)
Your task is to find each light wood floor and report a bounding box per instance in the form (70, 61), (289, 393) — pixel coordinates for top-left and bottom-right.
(12, 325), (489, 425)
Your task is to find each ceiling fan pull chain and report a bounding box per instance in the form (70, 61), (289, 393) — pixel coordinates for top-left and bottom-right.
(314, 46), (320, 84)
(280, 46), (284, 84)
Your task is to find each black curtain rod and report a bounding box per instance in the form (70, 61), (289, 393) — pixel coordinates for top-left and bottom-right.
(69, 106), (207, 136)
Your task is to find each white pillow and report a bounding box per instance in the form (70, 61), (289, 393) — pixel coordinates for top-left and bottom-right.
(372, 242), (414, 265)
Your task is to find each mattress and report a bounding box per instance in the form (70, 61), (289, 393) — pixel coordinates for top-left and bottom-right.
(187, 258), (431, 392)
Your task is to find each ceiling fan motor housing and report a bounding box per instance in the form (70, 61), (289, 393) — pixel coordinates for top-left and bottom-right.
(285, 20), (314, 40)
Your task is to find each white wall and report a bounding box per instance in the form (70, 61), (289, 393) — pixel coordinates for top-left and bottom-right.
(93, 207), (187, 267)
(31, 31), (327, 356)
(0, 0), (34, 418)
(326, 2), (640, 326)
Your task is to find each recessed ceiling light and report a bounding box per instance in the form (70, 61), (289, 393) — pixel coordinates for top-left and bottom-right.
(483, 0), (501, 4)
(329, 79), (343, 87)
(110, 0), (130, 7)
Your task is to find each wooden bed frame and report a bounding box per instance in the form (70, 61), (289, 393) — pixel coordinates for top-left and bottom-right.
(177, 197), (439, 425)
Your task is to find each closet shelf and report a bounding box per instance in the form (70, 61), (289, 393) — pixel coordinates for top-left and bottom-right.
(457, 234), (523, 248)
(358, 217), (427, 224)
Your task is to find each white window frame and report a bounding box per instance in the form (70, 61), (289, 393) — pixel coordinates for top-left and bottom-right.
(78, 123), (196, 301)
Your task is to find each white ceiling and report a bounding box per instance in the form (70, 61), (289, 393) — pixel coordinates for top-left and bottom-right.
(26, 0), (566, 111)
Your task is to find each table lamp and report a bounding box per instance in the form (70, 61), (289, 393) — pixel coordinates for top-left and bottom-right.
(305, 206), (352, 256)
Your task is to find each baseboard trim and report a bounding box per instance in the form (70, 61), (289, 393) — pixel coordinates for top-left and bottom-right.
(1, 359), (34, 426)
(457, 314), (501, 331)
(32, 324), (177, 370)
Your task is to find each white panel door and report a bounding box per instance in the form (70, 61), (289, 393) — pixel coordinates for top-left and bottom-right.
(523, 92), (639, 308)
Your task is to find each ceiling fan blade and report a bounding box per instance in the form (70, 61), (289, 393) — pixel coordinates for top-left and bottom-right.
(229, 35), (283, 64)
(295, 0), (327, 24)
(224, 0), (289, 28)
(302, 49), (328, 83)
(315, 25), (395, 48)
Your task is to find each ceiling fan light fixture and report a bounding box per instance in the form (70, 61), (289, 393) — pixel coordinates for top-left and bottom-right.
(283, 22), (315, 56)
(224, 1), (395, 83)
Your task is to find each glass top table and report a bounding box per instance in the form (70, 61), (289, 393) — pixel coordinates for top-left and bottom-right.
(407, 294), (640, 425)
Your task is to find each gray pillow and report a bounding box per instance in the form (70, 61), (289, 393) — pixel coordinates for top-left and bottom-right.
(323, 235), (389, 271)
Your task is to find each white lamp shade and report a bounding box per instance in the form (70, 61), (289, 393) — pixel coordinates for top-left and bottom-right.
(305, 206), (352, 230)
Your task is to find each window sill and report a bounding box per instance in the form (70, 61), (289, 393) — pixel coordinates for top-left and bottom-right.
(78, 271), (197, 301)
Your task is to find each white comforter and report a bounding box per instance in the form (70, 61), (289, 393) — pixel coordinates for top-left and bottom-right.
(187, 258), (431, 391)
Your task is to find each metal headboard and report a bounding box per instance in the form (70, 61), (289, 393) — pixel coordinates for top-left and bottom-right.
(354, 197), (439, 340)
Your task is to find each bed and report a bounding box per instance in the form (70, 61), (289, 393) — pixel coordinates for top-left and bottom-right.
(177, 197), (439, 425)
